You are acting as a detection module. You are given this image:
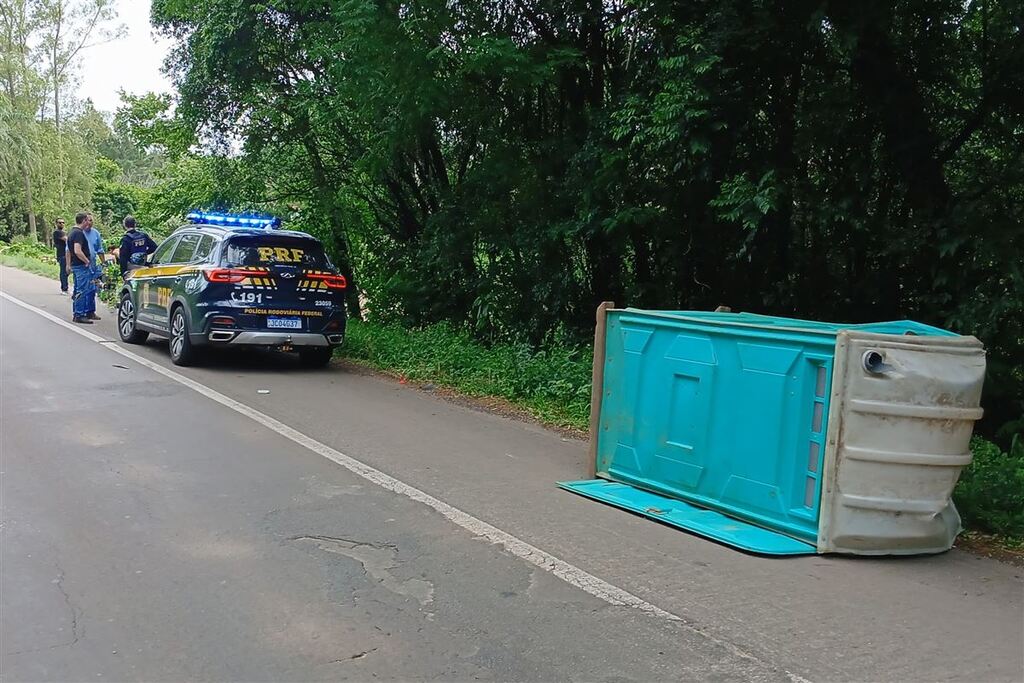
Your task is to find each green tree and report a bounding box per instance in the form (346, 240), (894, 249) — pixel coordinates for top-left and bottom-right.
(36, 0), (122, 208)
(0, 0), (44, 240)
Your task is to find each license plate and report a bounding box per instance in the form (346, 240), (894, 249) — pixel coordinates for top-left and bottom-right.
(267, 316), (302, 329)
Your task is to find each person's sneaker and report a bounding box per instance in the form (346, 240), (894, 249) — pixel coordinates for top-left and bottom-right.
(73, 316), (93, 324)
(60, 290), (68, 295)
(87, 313), (101, 320)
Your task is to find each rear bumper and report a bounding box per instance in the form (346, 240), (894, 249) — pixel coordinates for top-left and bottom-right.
(202, 330), (345, 347)
(193, 308), (346, 348)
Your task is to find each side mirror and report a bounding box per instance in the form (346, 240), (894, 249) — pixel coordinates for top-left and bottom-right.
(145, 253), (155, 265)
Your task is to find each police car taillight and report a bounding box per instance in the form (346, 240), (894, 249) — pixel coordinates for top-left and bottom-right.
(203, 268), (270, 283)
(307, 272), (347, 289)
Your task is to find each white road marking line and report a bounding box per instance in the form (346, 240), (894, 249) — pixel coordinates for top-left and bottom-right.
(0, 288), (811, 681)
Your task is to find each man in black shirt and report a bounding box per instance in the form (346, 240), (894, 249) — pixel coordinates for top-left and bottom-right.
(68, 212), (95, 324)
(53, 218), (68, 293)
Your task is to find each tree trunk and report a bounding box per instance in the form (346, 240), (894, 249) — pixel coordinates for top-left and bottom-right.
(298, 129), (362, 317)
(53, 2), (65, 209)
(22, 165), (36, 241)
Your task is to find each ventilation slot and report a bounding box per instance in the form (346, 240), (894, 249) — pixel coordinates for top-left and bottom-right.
(804, 362), (830, 510)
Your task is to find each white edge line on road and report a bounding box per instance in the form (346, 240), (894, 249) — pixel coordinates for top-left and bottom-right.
(0, 288), (813, 683)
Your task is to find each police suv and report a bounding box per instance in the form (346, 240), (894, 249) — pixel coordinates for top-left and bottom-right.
(116, 212), (347, 367)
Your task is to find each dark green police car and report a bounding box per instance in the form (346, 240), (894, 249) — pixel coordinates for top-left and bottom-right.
(116, 212), (347, 367)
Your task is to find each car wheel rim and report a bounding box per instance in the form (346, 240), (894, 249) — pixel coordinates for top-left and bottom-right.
(118, 299), (135, 337)
(170, 313), (185, 358)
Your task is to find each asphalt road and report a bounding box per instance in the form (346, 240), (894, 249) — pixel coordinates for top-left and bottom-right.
(1, 265), (1021, 682)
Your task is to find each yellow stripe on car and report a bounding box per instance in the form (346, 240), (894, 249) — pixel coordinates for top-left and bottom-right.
(128, 265), (200, 280)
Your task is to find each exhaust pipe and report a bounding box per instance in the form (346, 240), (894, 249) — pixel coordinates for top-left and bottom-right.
(209, 330), (236, 342)
(327, 334), (344, 345)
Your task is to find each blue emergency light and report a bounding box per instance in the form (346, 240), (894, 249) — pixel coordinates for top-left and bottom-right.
(185, 211), (281, 228)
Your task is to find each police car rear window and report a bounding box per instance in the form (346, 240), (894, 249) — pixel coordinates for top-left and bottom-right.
(222, 237), (330, 268)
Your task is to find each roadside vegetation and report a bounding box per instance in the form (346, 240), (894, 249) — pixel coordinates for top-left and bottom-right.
(955, 438), (1024, 541)
(342, 320), (593, 430)
(0, 239), (59, 279)
(0, 238), (121, 301)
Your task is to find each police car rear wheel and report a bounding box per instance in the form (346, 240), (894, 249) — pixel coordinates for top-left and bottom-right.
(117, 295), (149, 344)
(298, 347), (333, 368)
(169, 307), (197, 366)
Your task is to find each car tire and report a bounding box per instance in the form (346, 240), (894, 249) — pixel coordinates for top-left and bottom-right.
(169, 306), (197, 366)
(117, 293), (149, 344)
(298, 347), (333, 368)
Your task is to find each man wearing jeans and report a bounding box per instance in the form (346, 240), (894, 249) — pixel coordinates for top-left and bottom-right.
(53, 218), (69, 294)
(67, 212), (96, 324)
(83, 216), (105, 319)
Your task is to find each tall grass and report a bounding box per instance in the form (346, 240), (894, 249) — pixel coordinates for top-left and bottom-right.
(0, 253), (60, 279)
(340, 320), (593, 430)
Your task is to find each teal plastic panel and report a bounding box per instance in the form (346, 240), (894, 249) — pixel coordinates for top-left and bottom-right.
(597, 310), (840, 544)
(559, 479), (816, 555)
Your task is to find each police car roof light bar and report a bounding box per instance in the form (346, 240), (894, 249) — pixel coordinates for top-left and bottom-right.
(185, 211), (281, 229)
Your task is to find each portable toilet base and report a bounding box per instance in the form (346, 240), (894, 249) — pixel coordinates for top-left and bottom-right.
(563, 306), (985, 556)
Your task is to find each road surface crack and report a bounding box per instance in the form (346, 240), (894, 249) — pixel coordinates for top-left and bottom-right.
(3, 561), (82, 658)
(52, 560), (82, 648)
(330, 647), (378, 663)
(289, 534), (397, 550)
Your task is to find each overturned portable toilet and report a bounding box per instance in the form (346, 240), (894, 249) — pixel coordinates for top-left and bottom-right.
(560, 305), (986, 555)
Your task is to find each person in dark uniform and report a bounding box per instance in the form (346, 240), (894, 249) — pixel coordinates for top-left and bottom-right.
(118, 215), (158, 279)
(53, 218), (69, 294)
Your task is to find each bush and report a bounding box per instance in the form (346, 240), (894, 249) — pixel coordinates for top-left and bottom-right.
(340, 320), (593, 429)
(0, 239), (60, 279)
(1, 238), (53, 261)
(97, 262), (122, 305)
(955, 437), (1024, 539)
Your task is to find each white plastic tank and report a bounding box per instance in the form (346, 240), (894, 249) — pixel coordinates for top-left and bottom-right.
(818, 330), (986, 554)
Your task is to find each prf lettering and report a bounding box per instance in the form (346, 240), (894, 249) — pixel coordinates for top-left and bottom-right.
(257, 247), (305, 263)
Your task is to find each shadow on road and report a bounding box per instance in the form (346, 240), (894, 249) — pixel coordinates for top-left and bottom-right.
(136, 338), (348, 376)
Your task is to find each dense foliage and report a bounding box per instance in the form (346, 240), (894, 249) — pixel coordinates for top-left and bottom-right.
(954, 437), (1024, 538)
(0, 235), (60, 276)
(1, 0), (129, 239)
(344, 319), (593, 428)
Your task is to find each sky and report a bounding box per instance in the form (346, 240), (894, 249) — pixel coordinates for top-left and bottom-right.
(77, 0), (174, 114)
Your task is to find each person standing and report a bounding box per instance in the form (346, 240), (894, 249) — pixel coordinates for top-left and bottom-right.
(85, 216), (105, 263)
(67, 212), (95, 324)
(53, 218), (69, 294)
(118, 215), (157, 278)
(83, 215), (105, 319)
(66, 212), (104, 320)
